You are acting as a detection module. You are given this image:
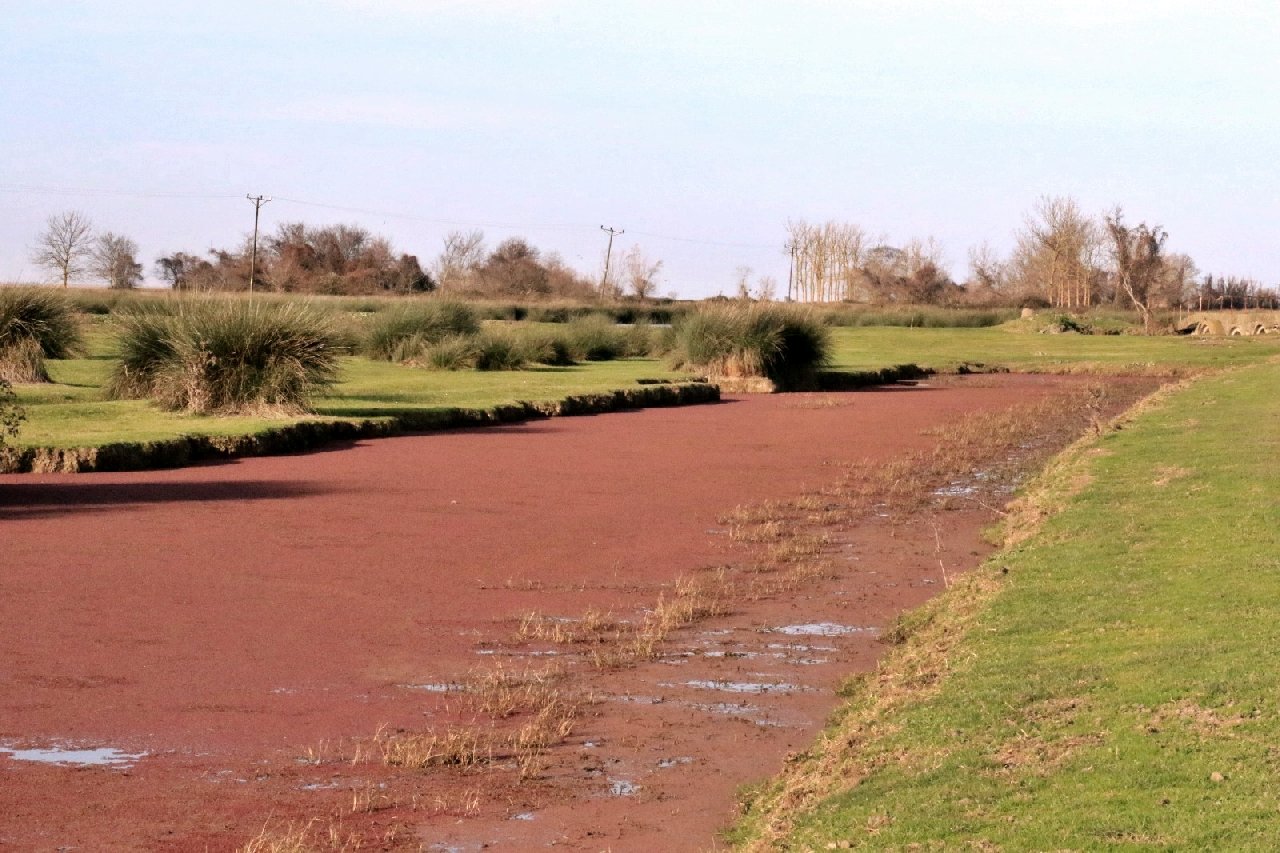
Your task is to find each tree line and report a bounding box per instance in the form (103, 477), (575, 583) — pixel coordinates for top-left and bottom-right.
(26, 200), (1278, 311)
(27, 212), (666, 301)
(787, 195), (1277, 319)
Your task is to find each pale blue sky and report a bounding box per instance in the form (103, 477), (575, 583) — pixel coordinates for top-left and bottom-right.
(2, 1), (1277, 296)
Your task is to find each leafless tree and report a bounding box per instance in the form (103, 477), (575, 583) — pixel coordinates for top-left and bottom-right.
(1012, 196), (1100, 308)
(755, 275), (778, 301)
(32, 211), (95, 287)
(620, 245), (662, 300)
(433, 230), (486, 291)
(1104, 207), (1168, 333)
(92, 232), (143, 289)
(1156, 252), (1198, 311)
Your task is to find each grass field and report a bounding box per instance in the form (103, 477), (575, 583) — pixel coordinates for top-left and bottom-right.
(10, 318), (690, 447)
(734, 358), (1280, 849)
(826, 323), (1280, 374)
(12, 312), (1280, 450)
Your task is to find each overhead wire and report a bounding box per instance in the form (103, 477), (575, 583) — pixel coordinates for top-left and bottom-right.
(0, 182), (784, 252)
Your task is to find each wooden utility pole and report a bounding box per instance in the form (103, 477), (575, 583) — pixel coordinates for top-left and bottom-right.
(600, 225), (624, 295)
(784, 240), (796, 301)
(246, 194), (271, 294)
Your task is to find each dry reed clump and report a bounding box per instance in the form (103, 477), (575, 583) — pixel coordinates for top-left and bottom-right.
(238, 818), (365, 853)
(364, 661), (581, 786)
(515, 608), (625, 646)
(375, 725), (490, 771)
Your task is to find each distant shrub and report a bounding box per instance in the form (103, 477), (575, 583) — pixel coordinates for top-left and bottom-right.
(0, 287), (82, 382)
(668, 303), (830, 389)
(363, 301), (480, 361)
(107, 300), (339, 415)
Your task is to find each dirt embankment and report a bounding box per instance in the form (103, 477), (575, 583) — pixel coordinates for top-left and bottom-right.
(0, 374), (1154, 851)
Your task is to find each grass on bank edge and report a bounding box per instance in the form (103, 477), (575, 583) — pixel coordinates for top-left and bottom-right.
(733, 359), (1280, 850)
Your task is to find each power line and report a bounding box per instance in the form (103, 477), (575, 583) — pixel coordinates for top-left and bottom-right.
(0, 182), (782, 252)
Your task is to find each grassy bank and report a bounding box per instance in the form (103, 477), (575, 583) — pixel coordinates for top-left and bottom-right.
(734, 359), (1280, 849)
(11, 315), (1280, 456)
(826, 325), (1280, 374)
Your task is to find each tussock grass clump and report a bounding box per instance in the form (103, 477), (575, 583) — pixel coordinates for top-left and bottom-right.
(107, 300), (339, 415)
(472, 329), (527, 371)
(512, 326), (577, 367)
(565, 316), (631, 361)
(0, 287), (82, 382)
(363, 301), (480, 361)
(421, 334), (478, 370)
(669, 303), (831, 389)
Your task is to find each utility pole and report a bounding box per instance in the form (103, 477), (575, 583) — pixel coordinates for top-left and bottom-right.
(784, 240), (796, 302)
(246, 194), (272, 294)
(599, 225), (624, 296)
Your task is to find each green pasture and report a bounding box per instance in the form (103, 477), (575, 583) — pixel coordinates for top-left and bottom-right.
(827, 323), (1280, 374)
(14, 319), (684, 447)
(10, 312), (1280, 450)
(735, 359), (1280, 849)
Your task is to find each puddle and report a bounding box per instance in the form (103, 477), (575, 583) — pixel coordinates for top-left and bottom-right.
(669, 680), (805, 694)
(300, 781), (343, 791)
(402, 682), (462, 693)
(657, 756), (693, 768)
(510, 812), (536, 821)
(766, 643), (837, 653)
(0, 744), (147, 768)
(769, 623), (872, 637)
(933, 484), (978, 497)
(690, 701), (761, 716)
(609, 779), (639, 797)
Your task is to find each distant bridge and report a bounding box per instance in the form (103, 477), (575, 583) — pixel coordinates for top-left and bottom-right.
(1179, 310), (1280, 336)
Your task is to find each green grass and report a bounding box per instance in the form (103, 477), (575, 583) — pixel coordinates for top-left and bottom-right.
(15, 327), (689, 447)
(13, 317), (1280, 450)
(826, 324), (1280, 374)
(735, 359), (1280, 849)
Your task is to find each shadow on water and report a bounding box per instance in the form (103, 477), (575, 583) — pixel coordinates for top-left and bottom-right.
(0, 479), (330, 521)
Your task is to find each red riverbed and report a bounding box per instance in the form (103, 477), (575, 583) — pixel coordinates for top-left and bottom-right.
(0, 375), (1106, 850)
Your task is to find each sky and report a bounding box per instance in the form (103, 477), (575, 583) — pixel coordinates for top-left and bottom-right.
(1, 0), (1277, 297)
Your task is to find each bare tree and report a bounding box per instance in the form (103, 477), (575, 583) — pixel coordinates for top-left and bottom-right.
(1157, 252), (1198, 311)
(1012, 196), (1100, 308)
(620, 245), (662, 300)
(734, 265), (754, 300)
(32, 211), (95, 287)
(1104, 207), (1168, 334)
(756, 275), (778, 301)
(92, 232), (143, 289)
(967, 242), (1008, 292)
(786, 220), (875, 302)
(433, 230), (486, 291)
